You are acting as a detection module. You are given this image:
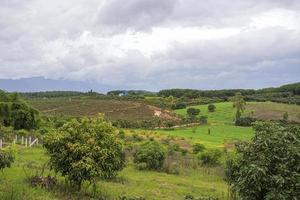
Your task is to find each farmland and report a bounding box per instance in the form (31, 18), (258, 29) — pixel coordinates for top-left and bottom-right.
(1, 90), (300, 200)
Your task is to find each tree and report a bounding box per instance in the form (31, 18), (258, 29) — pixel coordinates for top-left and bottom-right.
(282, 112), (289, 123)
(225, 122), (300, 199)
(208, 104), (216, 112)
(133, 141), (166, 171)
(43, 115), (125, 190)
(231, 92), (246, 123)
(187, 108), (200, 119)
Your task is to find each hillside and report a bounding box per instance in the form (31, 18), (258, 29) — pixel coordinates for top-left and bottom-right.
(28, 97), (178, 122)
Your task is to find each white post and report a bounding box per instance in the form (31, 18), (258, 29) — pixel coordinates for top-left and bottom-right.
(0, 139), (2, 149)
(21, 136), (24, 145)
(29, 138), (39, 147)
(15, 135), (18, 143)
(25, 138), (28, 147)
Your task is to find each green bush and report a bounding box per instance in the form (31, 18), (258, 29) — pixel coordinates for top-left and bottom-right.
(208, 104), (216, 112)
(198, 149), (222, 166)
(235, 117), (256, 127)
(133, 141), (166, 171)
(43, 115), (125, 190)
(192, 143), (205, 154)
(0, 146), (15, 170)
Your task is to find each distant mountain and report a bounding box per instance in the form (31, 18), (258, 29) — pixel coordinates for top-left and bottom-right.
(0, 77), (112, 93)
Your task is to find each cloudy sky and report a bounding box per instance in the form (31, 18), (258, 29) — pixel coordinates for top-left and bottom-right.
(0, 0), (300, 91)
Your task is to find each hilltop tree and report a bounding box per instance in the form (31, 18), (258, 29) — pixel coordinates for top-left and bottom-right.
(225, 122), (300, 199)
(231, 92), (246, 123)
(44, 115), (125, 190)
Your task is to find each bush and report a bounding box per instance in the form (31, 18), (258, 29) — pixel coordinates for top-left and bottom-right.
(208, 104), (216, 112)
(235, 117), (256, 127)
(43, 115), (125, 190)
(192, 143), (205, 154)
(225, 122), (300, 199)
(0, 146), (15, 170)
(198, 149), (222, 166)
(199, 116), (208, 124)
(133, 141), (166, 171)
(187, 108), (200, 118)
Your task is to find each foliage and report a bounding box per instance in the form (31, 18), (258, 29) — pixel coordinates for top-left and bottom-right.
(187, 108), (200, 119)
(0, 92), (40, 130)
(43, 115), (125, 190)
(231, 92), (246, 123)
(199, 116), (208, 124)
(225, 122), (300, 199)
(235, 117), (256, 127)
(0, 146), (15, 171)
(208, 104), (216, 112)
(133, 141), (166, 171)
(192, 143), (205, 154)
(198, 149), (222, 166)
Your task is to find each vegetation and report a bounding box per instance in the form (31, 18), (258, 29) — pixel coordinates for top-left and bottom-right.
(208, 104), (216, 112)
(0, 146), (14, 171)
(0, 91), (40, 130)
(198, 149), (222, 166)
(231, 92), (246, 124)
(133, 141), (166, 171)
(43, 115), (125, 190)
(0, 83), (299, 199)
(225, 122), (300, 199)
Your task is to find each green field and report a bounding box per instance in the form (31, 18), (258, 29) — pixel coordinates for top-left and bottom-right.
(0, 147), (229, 200)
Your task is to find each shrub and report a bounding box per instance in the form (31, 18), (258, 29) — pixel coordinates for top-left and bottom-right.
(225, 122), (300, 199)
(133, 141), (166, 171)
(235, 117), (256, 127)
(198, 149), (222, 166)
(0, 146), (15, 171)
(199, 116), (208, 124)
(192, 143), (205, 154)
(43, 115), (125, 190)
(208, 104), (216, 112)
(187, 108), (200, 118)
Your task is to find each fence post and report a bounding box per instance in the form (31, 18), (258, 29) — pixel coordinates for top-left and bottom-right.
(21, 136), (24, 145)
(29, 138), (39, 147)
(25, 138), (28, 147)
(15, 135), (18, 143)
(0, 139), (2, 149)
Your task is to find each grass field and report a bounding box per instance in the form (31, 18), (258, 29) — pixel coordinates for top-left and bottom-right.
(0, 147), (229, 200)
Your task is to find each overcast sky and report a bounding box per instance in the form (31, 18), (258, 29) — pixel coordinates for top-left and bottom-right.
(0, 0), (300, 91)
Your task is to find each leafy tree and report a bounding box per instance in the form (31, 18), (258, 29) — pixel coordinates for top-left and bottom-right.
(208, 104), (216, 112)
(133, 141), (166, 171)
(187, 108), (200, 119)
(43, 115), (125, 190)
(225, 122), (300, 199)
(231, 92), (246, 123)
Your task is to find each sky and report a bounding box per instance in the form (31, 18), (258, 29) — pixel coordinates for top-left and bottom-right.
(0, 0), (300, 91)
